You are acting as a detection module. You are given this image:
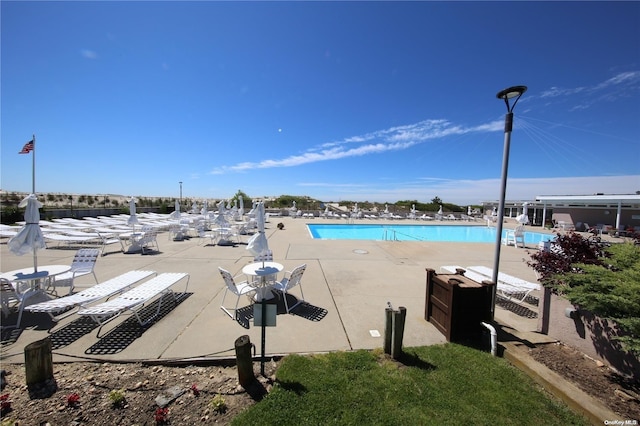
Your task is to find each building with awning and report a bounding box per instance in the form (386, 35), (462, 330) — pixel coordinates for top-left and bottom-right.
(535, 194), (640, 231)
(482, 194), (640, 231)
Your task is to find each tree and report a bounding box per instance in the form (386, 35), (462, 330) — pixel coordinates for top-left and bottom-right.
(232, 190), (251, 207)
(431, 196), (442, 205)
(527, 231), (608, 283)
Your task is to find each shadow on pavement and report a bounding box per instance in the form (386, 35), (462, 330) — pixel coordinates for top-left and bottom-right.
(233, 295), (328, 329)
(496, 297), (538, 319)
(84, 293), (192, 355)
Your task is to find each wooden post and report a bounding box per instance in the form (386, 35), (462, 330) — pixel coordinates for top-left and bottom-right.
(235, 335), (255, 388)
(392, 307), (407, 360)
(24, 337), (53, 386)
(537, 287), (552, 334)
(383, 307), (393, 355)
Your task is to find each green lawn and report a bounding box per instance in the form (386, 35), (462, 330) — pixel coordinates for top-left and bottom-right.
(232, 344), (588, 426)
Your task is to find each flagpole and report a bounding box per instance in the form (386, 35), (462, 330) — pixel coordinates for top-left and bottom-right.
(32, 134), (38, 272)
(31, 134), (36, 194)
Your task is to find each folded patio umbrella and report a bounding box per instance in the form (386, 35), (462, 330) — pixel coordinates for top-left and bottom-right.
(170, 199), (181, 220)
(8, 194), (46, 271)
(247, 201), (269, 263)
(514, 202), (529, 225)
(127, 197), (139, 231)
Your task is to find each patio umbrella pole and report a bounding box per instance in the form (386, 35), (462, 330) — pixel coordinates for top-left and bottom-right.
(261, 296), (266, 376)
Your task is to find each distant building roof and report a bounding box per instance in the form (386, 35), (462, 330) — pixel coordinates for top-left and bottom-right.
(535, 194), (640, 205)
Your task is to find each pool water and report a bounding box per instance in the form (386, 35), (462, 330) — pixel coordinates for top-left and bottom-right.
(307, 224), (555, 244)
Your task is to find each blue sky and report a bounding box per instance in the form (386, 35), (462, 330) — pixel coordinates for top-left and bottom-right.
(2, 1), (639, 205)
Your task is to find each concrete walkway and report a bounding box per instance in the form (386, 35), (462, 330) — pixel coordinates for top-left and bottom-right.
(1, 217), (549, 364)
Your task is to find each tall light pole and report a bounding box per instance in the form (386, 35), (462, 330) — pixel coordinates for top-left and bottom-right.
(491, 85), (527, 319)
(179, 181), (183, 209)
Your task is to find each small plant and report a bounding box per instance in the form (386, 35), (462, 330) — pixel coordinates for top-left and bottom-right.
(67, 392), (80, 408)
(154, 407), (169, 425)
(108, 389), (126, 407)
(0, 393), (11, 415)
(190, 383), (200, 397)
(209, 394), (227, 414)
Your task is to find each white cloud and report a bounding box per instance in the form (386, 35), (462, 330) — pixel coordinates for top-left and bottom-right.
(592, 71), (640, 91)
(80, 49), (98, 59)
(210, 118), (500, 174)
(534, 71), (640, 110)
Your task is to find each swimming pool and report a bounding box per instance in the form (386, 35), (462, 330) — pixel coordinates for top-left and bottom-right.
(307, 224), (555, 244)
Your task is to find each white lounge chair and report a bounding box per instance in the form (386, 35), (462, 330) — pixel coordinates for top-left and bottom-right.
(25, 270), (156, 320)
(44, 233), (100, 248)
(466, 266), (540, 303)
(0, 226), (19, 239)
(439, 266), (493, 285)
(77, 272), (189, 327)
(440, 265), (539, 304)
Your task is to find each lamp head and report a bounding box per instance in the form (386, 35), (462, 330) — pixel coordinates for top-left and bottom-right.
(497, 85), (527, 113)
(496, 85), (527, 100)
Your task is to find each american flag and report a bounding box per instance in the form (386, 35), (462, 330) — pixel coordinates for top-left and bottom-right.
(19, 139), (34, 154)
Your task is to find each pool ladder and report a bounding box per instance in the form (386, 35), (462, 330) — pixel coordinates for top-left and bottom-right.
(382, 229), (399, 241)
(382, 229), (427, 241)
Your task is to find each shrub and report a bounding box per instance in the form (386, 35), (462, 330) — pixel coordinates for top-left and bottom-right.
(209, 394), (226, 413)
(528, 234), (640, 355)
(108, 389), (126, 407)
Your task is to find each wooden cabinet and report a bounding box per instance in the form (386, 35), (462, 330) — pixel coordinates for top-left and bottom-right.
(424, 268), (494, 342)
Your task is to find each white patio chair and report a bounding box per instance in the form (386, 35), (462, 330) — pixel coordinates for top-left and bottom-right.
(273, 263), (307, 313)
(197, 225), (217, 246)
(502, 225), (525, 248)
(226, 225), (243, 244)
(139, 226), (159, 254)
(49, 248), (100, 296)
(1, 278), (40, 329)
(169, 223), (186, 241)
(97, 231), (124, 256)
(219, 267), (257, 320)
(250, 250), (276, 283)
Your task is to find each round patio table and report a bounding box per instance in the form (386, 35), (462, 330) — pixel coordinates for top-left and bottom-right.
(1, 265), (71, 290)
(242, 261), (283, 301)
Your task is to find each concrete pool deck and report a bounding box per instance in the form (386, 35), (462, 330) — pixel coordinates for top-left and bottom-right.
(1, 216), (551, 364)
(1, 215), (624, 422)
